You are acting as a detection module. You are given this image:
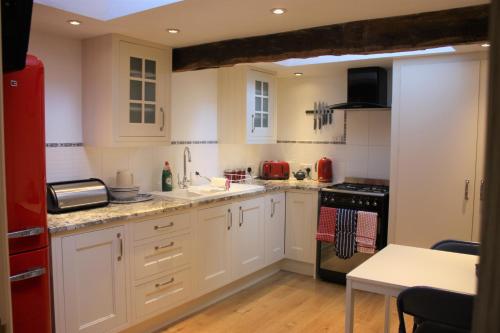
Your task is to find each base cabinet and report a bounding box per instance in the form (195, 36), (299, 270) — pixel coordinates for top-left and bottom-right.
(265, 193), (286, 265)
(196, 204), (233, 294)
(60, 226), (127, 333)
(285, 191), (318, 264)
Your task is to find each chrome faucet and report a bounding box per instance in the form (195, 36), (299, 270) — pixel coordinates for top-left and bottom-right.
(178, 146), (192, 189)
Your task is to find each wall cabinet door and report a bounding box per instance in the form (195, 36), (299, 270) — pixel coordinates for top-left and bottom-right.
(232, 197), (265, 280)
(119, 41), (168, 138)
(390, 56), (483, 247)
(196, 204), (233, 294)
(265, 193), (286, 265)
(61, 226), (127, 333)
(285, 192), (317, 263)
(246, 69), (276, 143)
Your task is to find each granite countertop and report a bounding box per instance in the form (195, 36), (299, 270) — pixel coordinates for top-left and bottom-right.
(47, 179), (332, 235)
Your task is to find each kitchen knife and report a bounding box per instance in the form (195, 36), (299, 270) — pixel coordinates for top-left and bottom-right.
(318, 102), (322, 130)
(329, 105), (333, 124)
(313, 102), (317, 130)
(323, 102), (327, 125)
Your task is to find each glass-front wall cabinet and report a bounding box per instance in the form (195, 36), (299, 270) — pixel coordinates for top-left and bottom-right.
(247, 69), (275, 141)
(119, 41), (167, 137)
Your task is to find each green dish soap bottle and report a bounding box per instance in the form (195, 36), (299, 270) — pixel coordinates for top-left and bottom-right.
(162, 161), (173, 191)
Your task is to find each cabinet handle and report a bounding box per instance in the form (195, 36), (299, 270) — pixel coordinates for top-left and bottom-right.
(155, 277), (174, 288)
(160, 107), (165, 131)
(270, 199), (275, 218)
(117, 233), (123, 261)
(155, 241), (174, 251)
(10, 267), (46, 282)
(155, 222), (174, 230)
(480, 179), (485, 201)
(227, 208), (232, 230)
(464, 179), (470, 200)
(239, 206), (243, 227)
(251, 115), (255, 133)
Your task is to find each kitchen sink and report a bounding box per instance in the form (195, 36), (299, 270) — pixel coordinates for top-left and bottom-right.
(151, 183), (265, 202)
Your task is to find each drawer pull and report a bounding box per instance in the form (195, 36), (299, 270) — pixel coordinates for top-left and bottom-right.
(155, 242), (174, 251)
(155, 277), (174, 288)
(154, 222), (174, 230)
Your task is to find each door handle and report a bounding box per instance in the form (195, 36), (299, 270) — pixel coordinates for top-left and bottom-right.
(8, 227), (44, 239)
(227, 208), (232, 230)
(480, 179), (485, 201)
(251, 115), (255, 133)
(464, 179), (470, 200)
(160, 107), (165, 131)
(270, 199), (275, 218)
(117, 233), (123, 261)
(10, 267), (46, 282)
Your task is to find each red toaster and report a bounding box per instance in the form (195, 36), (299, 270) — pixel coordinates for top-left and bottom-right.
(261, 161), (290, 180)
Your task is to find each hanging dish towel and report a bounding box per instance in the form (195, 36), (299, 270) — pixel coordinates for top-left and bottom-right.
(335, 209), (358, 259)
(316, 207), (337, 243)
(356, 211), (378, 254)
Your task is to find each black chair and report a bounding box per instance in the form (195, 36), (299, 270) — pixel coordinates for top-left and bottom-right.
(397, 286), (474, 333)
(431, 240), (480, 256)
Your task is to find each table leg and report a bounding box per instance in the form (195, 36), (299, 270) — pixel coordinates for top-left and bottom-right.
(345, 279), (354, 333)
(384, 295), (391, 333)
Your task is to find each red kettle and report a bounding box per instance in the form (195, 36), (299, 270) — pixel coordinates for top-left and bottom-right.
(316, 157), (333, 183)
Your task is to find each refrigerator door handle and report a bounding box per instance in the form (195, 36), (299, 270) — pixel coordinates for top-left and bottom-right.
(8, 227), (44, 239)
(9, 267), (46, 282)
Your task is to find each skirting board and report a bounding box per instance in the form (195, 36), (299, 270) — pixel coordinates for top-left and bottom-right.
(121, 259), (315, 333)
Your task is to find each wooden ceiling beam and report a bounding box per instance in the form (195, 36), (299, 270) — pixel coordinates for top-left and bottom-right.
(172, 5), (489, 72)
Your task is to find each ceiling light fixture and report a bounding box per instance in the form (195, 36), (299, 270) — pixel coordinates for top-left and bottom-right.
(294, 72), (303, 77)
(271, 8), (287, 15)
(481, 43), (491, 47)
(67, 19), (81, 26)
(167, 28), (180, 34)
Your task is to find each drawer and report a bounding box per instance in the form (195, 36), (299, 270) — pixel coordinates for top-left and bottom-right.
(133, 212), (190, 241)
(133, 233), (192, 280)
(134, 268), (191, 319)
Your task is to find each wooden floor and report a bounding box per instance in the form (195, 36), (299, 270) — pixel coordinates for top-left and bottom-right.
(160, 271), (407, 333)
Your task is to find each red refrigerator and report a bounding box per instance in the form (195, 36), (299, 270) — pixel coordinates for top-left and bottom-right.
(3, 55), (52, 333)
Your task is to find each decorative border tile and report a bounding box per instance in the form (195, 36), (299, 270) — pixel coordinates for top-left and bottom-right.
(46, 142), (84, 148)
(171, 140), (218, 145)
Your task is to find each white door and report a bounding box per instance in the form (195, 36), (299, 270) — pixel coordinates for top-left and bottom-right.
(265, 193), (286, 265)
(196, 204), (232, 294)
(285, 192), (316, 263)
(247, 69), (275, 142)
(119, 41), (168, 138)
(472, 60), (489, 242)
(61, 226), (127, 333)
(392, 58), (481, 247)
(232, 198), (266, 279)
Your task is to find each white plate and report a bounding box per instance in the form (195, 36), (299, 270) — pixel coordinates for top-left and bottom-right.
(110, 193), (153, 204)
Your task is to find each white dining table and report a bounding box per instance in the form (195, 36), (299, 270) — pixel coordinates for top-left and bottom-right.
(345, 244), (478, 333)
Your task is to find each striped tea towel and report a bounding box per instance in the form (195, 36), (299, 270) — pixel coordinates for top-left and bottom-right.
(356, 211), (378, 254)
(335, 209), (358, 259)
(316, 207), (337, 243)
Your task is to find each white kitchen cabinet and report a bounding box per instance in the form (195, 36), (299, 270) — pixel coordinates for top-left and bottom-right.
(218, 65), (277, 144)
(265, 192), (286, 265)
(60, 226), (127, 333)
(232, 197), (266, 279)
(285, 191), (318, 264)
(390, 54), (489, 248)
(82, 34), (171, 146)
(196, 204), (233, 294)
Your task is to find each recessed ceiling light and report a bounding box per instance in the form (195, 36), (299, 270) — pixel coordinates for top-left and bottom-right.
(481, 43), (491, 48)
(167, 28), (180, 34)
(294, 72), (303, 77)
(67, 20), (81, 26)
(271, 8), (287, 15)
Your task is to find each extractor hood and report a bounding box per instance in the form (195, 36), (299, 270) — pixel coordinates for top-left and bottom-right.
(331, 67), (390, 110)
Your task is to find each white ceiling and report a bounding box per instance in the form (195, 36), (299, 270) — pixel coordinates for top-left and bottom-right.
(31, 0), (489, 48)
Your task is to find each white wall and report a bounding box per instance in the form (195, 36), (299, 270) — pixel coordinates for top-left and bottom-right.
(28, 31), (82, 143)
(33, 31), (391, 192)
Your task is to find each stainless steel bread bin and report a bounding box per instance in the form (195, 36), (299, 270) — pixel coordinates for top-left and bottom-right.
(47, 178), (110, 214)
